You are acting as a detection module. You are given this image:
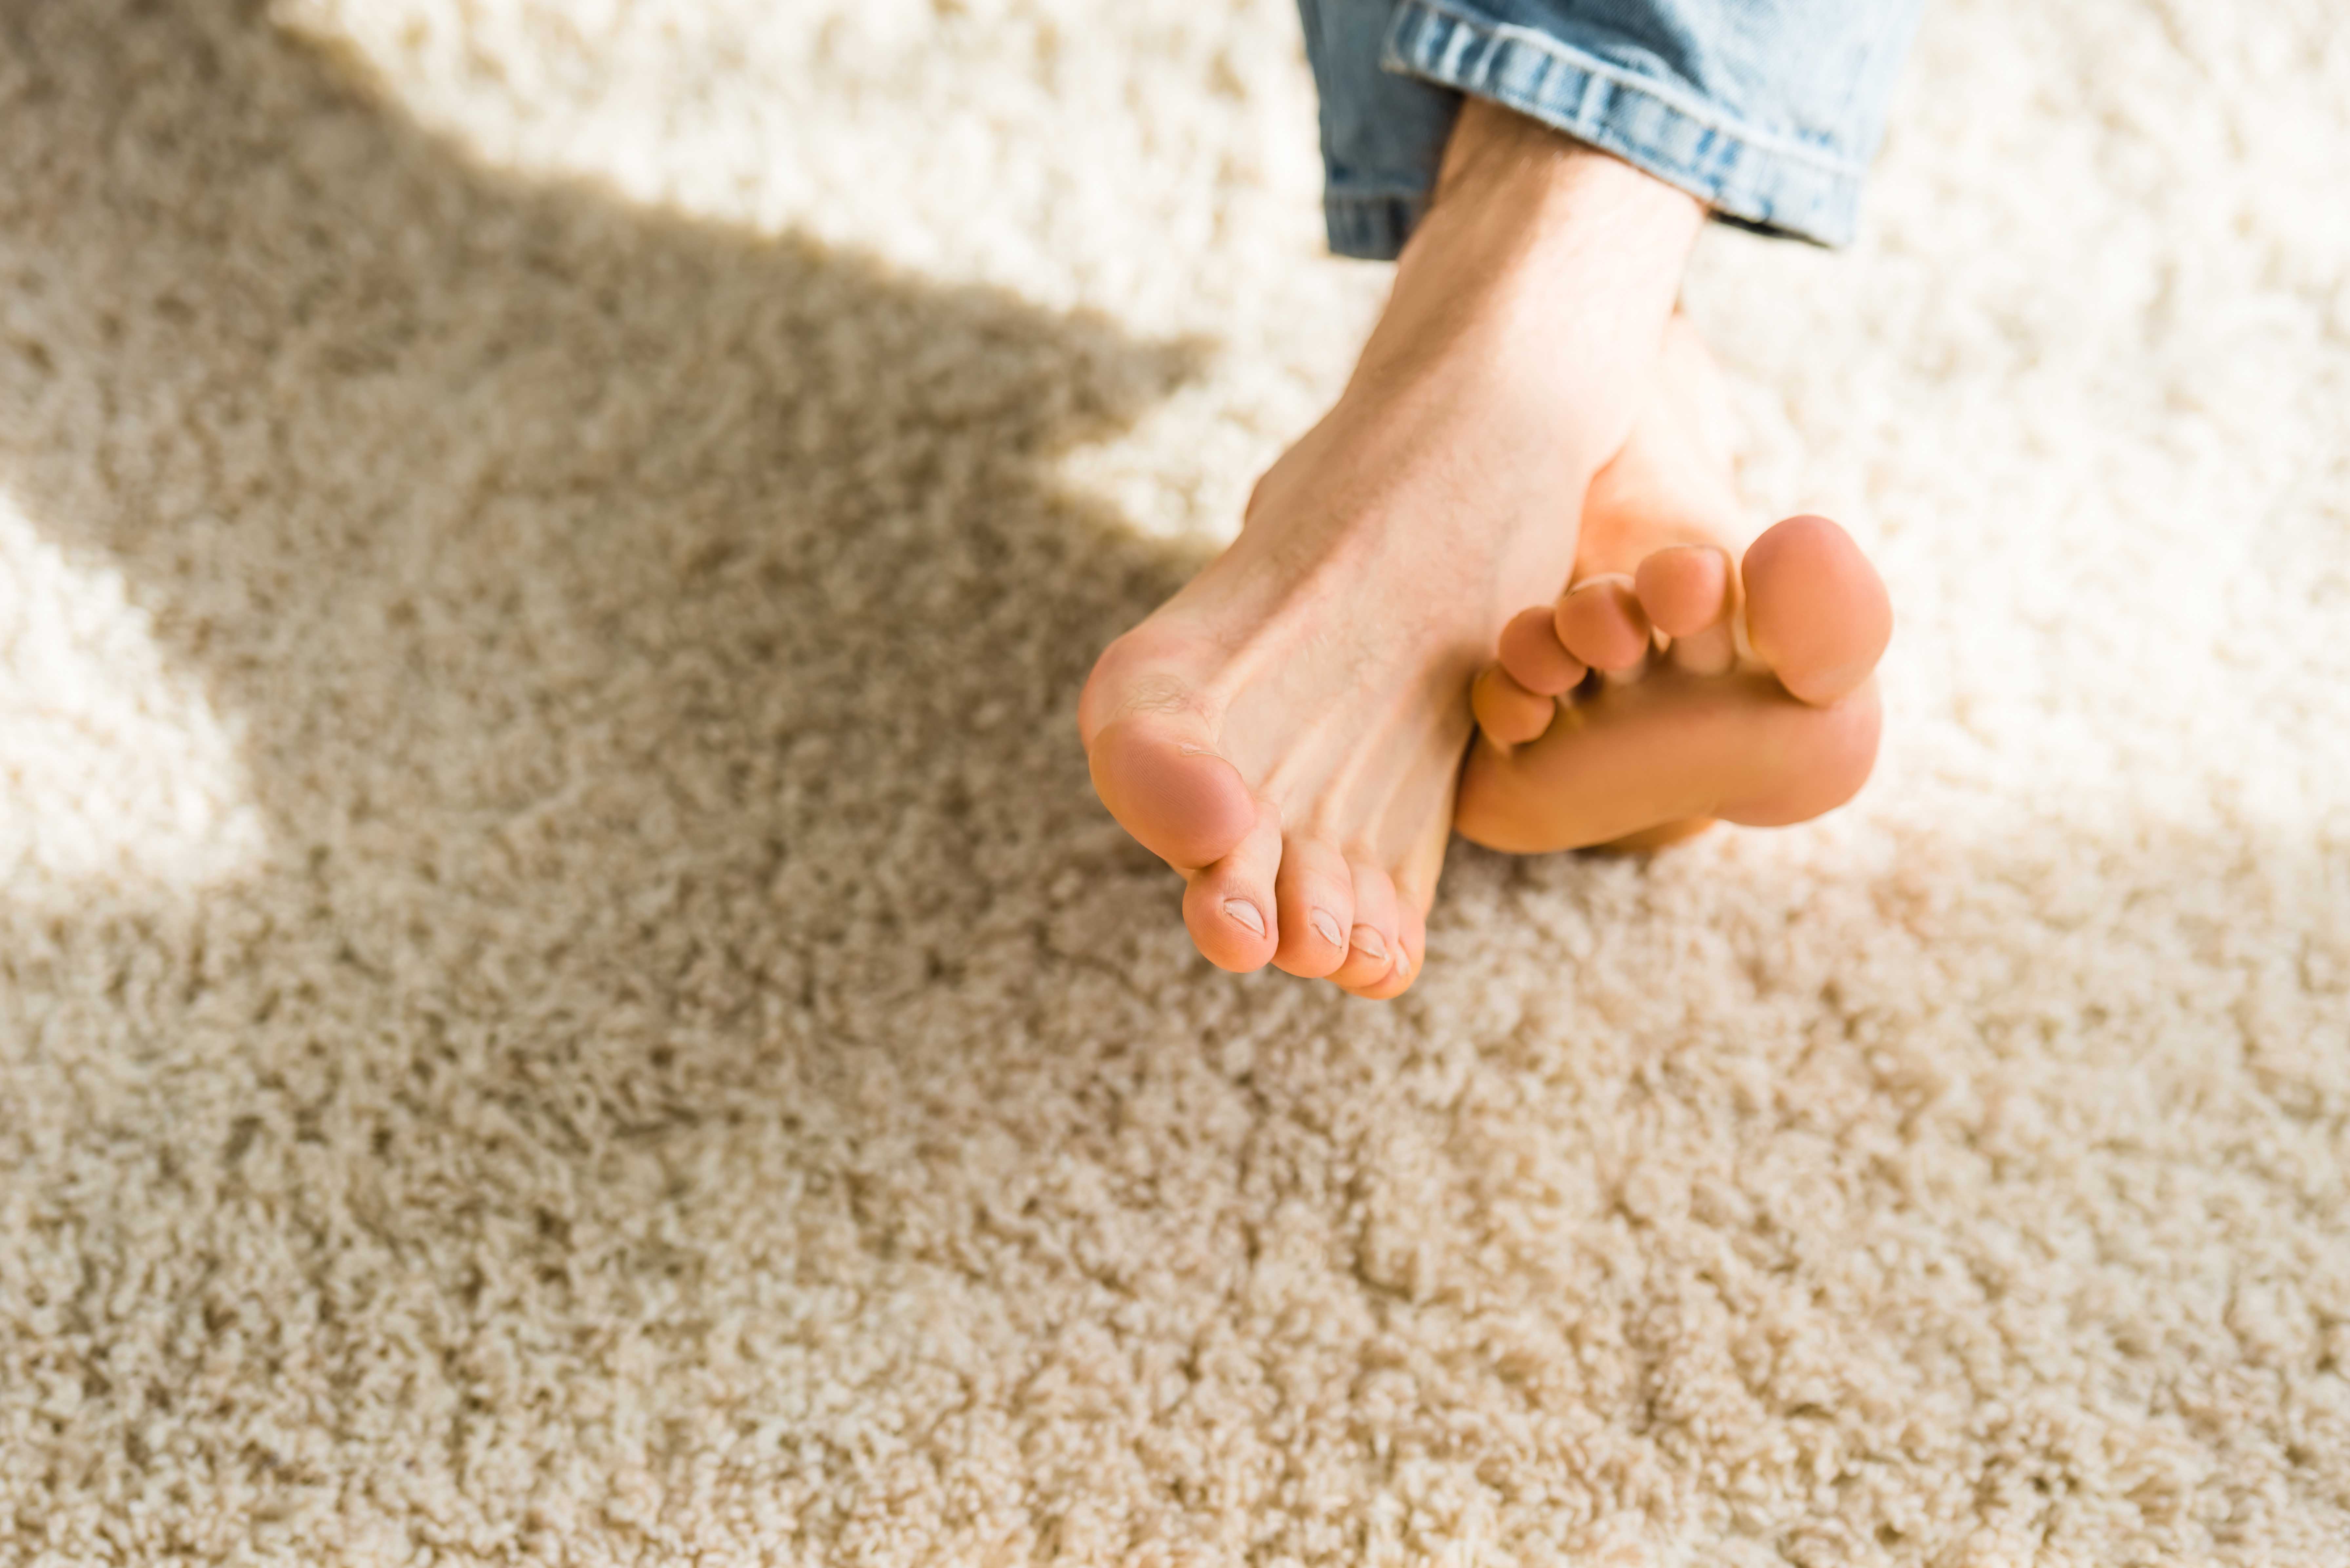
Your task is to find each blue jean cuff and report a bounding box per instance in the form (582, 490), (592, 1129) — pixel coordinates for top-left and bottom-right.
(1341, 0), (1868, 256)
(1324, 188), (1435, 261)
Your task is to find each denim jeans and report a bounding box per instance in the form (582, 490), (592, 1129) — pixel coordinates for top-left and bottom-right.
(1298, 0), (1926, 256)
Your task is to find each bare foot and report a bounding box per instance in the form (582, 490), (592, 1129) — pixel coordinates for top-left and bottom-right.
(1078, 102), (1702, 996)
(1456, 318), (1892, 853)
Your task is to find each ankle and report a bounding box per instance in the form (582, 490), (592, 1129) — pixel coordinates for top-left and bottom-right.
(1430, 98), (1701, 247)
(1349, 101), (1702, 457)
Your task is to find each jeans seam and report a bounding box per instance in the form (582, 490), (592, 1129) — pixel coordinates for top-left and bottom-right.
(1386, 0), (1868, 180)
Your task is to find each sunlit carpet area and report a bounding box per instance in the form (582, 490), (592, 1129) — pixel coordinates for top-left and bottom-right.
(3, 0), (2348, 1562)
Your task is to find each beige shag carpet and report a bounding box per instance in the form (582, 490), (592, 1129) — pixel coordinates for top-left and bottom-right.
(5, 0), (2349, 1562)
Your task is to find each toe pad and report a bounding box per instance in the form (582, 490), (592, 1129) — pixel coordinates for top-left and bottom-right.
(1087, 720), (1257, 868)
(1742, 515), (1892, 707)
(1556, 577), (1652, 672)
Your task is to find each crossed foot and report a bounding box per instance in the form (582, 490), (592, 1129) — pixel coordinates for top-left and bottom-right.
(1077, 109), (1890, 999)
(1456, 317), (1890, 855)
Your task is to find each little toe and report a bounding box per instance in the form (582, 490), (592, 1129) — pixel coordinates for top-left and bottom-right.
(1328, 860), (1401, 992)
(1271, 836), (1356, 979)
(1086, 712), (1259, 870)
(1741, 514), (1893, 706)
(1555, 575), (1653, 674)
(1181, 803), (1283, 973)
(1471, 664), (1557, 747)
(1497, 604), (1587, 695)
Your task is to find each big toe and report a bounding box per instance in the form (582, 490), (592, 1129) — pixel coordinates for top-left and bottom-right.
(1086, 713), (1259, 869)
(1741, 514), (1892, 706)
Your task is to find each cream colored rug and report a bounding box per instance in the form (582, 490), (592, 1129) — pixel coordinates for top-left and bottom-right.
(4, 0), (2347, 1562)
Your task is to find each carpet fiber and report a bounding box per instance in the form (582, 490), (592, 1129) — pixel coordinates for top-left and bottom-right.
(4, 0), (2348, 1562)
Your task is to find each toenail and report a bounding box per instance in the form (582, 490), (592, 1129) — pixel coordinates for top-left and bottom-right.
(1310, 909), (1345, 948)
(1350, 926), (1387, 962)
(1224, 899), (1265, 937)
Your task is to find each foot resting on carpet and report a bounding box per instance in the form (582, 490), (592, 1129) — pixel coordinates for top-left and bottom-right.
(1456, 317), (1892, 854)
